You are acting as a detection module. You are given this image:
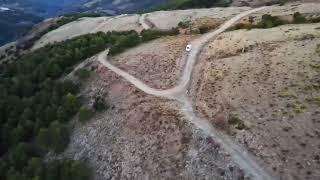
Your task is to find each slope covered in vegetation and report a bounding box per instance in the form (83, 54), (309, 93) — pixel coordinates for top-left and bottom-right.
(0, 29), (178, 180)
(156, 0), (231, 10)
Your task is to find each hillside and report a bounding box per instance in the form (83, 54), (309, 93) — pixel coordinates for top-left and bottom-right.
(1, 2), (320, 180)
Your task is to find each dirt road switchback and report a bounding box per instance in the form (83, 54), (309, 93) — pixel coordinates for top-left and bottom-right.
(98, 7), (275, 180)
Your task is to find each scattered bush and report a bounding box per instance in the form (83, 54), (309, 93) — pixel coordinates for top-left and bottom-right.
(228, 114), (246, 130)
(229, 12), (320, 32)
(310, 63), (320, 69)
(141, 28), (179, 42)
(93, 96), (108, 111)
(306, 96), (320, 107)
(79, 106), (94, 123)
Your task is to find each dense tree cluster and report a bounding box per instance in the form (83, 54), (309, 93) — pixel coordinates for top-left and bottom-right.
(155, 0), (230, 11)
(109, 29), (179, 55)
(0, 28), (178, 180)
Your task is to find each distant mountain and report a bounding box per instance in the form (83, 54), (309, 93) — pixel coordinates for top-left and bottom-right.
(0, 0), (166, 17)
(0, 0), (168, 46)
(0, 8), (42, 46)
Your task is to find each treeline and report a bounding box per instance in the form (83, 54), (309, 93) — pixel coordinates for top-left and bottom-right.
(16, 13), (102, 52)
(54, 13), (102, 28)
(155, 0), (231, 11)
(229, 12), (320, 31)
(0, 29), (178, 180)
(109, 29), (179, 55)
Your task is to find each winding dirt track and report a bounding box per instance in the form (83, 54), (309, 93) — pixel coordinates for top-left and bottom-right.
(98, 7), (275, 180)
(139, 13), (151, 30)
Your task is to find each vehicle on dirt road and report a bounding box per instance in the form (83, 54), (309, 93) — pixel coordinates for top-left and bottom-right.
(186, 44), (192, 52)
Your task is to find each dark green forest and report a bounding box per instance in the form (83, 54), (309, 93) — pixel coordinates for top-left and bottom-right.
(0, 29), (178, 180)
(156, 0), (231, 10)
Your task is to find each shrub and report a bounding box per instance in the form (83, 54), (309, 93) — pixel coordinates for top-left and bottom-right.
(79, 106), (94, 123)
(141, 28), (179, 42)
(178, 21), (189, 29)
(199, 25), (211, 34)
(228, 114), (246, 130)
(76, 68), (90, 79)
(293, 12), (308, 24)
(227, 23), (259, 31)
(93, 96), (107, 111)
(259, 14), (287, 28)
(310, 17), (320, 23)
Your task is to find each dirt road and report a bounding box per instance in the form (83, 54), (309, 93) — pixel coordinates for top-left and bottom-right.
(98, 7), (274, 180)
(139, 13), (151, 30)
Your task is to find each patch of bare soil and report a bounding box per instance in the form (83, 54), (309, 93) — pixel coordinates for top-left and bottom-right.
(58, 57), (246, 179)
(191, 23), (320, 179)
(109, 35), (195, 89)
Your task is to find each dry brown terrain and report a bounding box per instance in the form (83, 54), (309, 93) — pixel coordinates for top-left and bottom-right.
(191, 23), (320, 179)
(40, 3), (320, 180)
(109, 35), (195, 89)
(57, 59), (245, 180)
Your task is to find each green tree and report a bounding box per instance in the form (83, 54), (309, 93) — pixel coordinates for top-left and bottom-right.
(57, 106), (67, 122)
(79, 106), (94, 123)
(36, 128), (50, 148)
(23, 158), (43, 178)
(76, 68), (90, 80)
(48, 121), (69, 152)
(63, 93), (79, 116)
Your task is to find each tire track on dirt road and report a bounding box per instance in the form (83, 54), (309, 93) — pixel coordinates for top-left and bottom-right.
(98, 7), (274, 180)
(90, 14), (132, 33)
(139, 13), (153, 30)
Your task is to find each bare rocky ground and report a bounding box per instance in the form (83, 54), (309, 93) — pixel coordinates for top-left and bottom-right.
(58, 59), (246, 180)
(109, 35), (195, 89)
(190, 23), (320, 179)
